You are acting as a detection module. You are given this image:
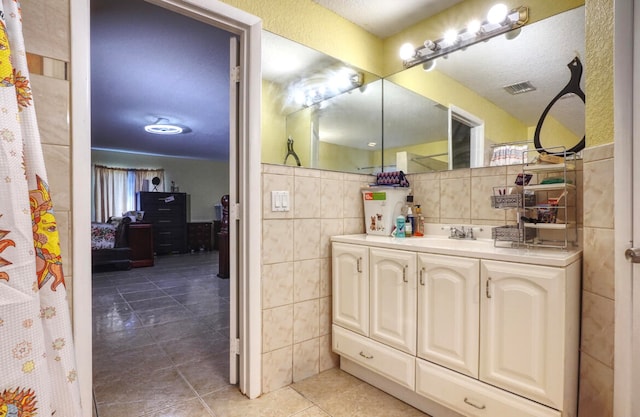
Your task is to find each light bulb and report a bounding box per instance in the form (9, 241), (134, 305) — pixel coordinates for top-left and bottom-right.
(293, 90), (305, 105)
(487, 4), (508, 24)
(399, 43), (415, 60)
(467, 19), (482, 35)
(443, 29), (459, 45)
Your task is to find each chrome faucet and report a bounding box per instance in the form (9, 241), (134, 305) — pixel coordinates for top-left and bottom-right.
(449, 226), (475, 240)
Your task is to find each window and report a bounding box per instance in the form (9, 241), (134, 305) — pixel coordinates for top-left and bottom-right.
(93, 165), (164, 222)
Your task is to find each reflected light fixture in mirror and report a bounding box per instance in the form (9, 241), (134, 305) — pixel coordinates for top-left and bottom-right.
(144, 117), (188, 135)
(399, 4), (529, 69)
(422, 60), (436, 72)
(292, 69), (364, 108)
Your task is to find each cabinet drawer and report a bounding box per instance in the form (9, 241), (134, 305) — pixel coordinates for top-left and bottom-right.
(333, 325), (415, 390)
(415, 359), (560, 417)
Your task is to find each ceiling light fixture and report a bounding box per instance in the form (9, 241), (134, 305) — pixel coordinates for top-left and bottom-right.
(400, 5), (528, 70)
(144, 117), (187, 135)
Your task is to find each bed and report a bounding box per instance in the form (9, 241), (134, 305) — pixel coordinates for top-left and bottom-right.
(91, 217), (132, 270)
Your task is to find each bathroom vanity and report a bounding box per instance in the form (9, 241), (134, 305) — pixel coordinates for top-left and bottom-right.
(331, 233), (581, 417)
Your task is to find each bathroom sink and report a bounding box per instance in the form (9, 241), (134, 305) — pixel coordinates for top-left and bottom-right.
(337, 232), (582, 267)
(406, 237), (495, 251)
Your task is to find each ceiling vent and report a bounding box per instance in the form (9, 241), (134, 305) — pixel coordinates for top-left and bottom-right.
(503, 81), (537, 95)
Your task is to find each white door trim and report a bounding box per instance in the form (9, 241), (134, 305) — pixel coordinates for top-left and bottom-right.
(613, 0), (635, 415)
(448, 105), (485, 169)
(71, 1), (262, 414)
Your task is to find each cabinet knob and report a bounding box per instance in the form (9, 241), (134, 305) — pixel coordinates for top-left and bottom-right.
(486, 277), (492, 299)
(419, 268), (425, 286)
(403, 265), (408, 283)
(357, 257), (363, 273)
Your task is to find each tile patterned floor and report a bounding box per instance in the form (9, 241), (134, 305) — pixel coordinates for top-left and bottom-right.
(92, 251), (429, 417)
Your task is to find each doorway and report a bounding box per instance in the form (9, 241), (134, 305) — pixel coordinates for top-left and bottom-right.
(71, 0), (263, 415)
(448, 105), (485, 169)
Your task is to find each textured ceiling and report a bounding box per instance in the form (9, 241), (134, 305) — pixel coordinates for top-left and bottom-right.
(91, 0), (233, 161)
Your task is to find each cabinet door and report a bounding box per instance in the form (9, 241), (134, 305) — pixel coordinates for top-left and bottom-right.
(480, 260), (564, 409)
(370, 247), (417, 355)
(417, 253), (479, 377)
(332, 243), (369, 336)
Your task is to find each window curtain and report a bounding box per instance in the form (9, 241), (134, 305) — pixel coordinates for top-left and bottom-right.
(134, 169), (164, 194)
(94, 165), (164, 222)
(0, 2), (83, 415)
(94, 165), (129, 222)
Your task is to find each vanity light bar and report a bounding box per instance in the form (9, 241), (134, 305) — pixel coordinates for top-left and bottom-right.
(297, 71), (364, 108)
(401, 6), (528, 69)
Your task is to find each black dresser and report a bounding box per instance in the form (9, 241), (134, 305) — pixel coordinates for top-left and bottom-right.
(136, 192), (187, 254)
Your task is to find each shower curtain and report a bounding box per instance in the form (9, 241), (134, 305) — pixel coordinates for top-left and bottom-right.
(0, 1), (83, 416)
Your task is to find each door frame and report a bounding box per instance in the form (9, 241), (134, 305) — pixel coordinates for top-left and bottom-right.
(447, 105), (485, 170)
(70, 0), (263, 414)
(613, 0), (635, 415)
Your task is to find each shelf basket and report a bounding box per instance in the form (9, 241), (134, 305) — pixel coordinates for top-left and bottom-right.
(491, 193), (536, 209)
(492, 225), (536, 242)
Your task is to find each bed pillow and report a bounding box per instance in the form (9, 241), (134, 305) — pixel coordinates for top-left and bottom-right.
(91, 222), (117, 250)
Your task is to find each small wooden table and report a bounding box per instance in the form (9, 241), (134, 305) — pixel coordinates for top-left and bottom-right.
(127, 223), (154, 267)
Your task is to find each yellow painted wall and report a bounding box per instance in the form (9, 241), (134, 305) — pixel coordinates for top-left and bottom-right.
(385, 140), (449, 169)
(585, 0), (613, 146)
(318, 142), (378, 172)
(262, 79), (287, 164)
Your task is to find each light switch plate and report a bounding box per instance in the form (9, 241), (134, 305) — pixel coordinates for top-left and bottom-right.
(271, 191), (290, 212)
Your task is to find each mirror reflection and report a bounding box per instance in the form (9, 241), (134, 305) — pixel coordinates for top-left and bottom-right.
(382, 81), (449, 173)
(286, 80), (383, 173)
(261, 5), (585, 174)
(262, 30), (382, 172)
(538, 93), (586, 152)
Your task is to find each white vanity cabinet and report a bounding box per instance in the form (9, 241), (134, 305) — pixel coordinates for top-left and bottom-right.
(370, 247), (417, 355)
(332, 242), (369, 336)
(417, 253), (479, 378)
(480, 260), (579, 410)
(331, 236), (581, 417)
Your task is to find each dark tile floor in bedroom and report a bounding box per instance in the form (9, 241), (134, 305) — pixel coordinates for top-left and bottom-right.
(92, 251), (429, 417)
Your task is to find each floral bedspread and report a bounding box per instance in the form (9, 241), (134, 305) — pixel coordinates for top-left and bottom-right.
(91, 222), (116, 250)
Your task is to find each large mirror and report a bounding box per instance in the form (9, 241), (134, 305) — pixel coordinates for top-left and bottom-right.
(261, 5), (585, 174)
(262, 31), (383, 172)
(386, 5), (585, 172)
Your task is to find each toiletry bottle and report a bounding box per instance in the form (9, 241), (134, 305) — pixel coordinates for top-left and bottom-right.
(396, 216), (405, 238)
(405, 206), (414, 237)
(405, 195), (414, 213)
(414, 204), (424, 236)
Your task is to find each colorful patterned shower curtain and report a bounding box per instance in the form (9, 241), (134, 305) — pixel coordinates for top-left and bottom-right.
(0, 1), (83, 416)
